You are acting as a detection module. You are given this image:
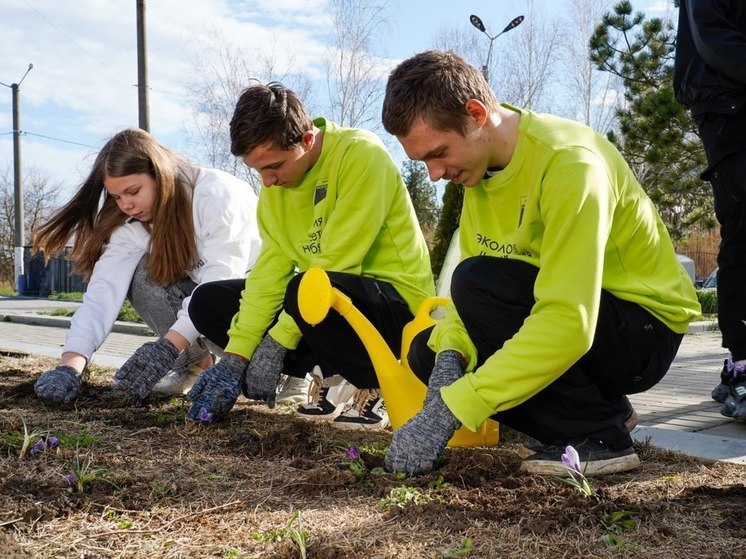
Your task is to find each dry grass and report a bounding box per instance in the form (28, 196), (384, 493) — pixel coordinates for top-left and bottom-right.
(1, 350), (745, 559)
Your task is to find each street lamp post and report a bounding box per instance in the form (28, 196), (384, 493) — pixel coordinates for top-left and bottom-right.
(1, 63), (33, 294)
(469, 14), (525, 81)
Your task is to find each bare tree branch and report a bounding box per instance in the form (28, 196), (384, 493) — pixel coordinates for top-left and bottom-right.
(0, 165), (62, 283)
(324, 0), (390, 129)
(183, 29), (312, 191)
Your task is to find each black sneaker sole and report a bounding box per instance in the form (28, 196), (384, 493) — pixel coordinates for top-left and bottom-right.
(518, 406), (639, 458)
(520, 450), (640, 476)
(332, 417), (389, 430)
(295, 401), (341, 421)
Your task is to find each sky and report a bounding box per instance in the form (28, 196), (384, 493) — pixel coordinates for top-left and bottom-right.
(1, 0), (673, 201)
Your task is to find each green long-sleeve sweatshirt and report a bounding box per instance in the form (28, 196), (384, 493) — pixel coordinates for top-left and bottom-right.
(225, 118), (434, 359)
(436, 105), (701, 432)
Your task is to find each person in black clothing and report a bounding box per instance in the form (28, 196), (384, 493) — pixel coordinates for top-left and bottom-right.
(674, 0), (746, 419)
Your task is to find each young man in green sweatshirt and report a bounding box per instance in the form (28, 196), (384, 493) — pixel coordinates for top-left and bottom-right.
(185, 82), (434, 428)
(381, 50), (701, 476)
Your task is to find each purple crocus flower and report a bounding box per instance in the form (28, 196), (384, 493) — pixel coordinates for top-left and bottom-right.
(64, 473), (76, 488)
(30, 439), (47, 457)
(30, 436), (61, 456)
(561, 445), (581, 473)
(197, 407), (214, 423)
(344, 446), (360, 460)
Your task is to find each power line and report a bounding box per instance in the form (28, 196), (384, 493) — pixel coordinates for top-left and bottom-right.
(0, 130), (97, 149)
(21, 0), (188, 104)
(22, 0), (116, 76)
(21, 132), (98, 149)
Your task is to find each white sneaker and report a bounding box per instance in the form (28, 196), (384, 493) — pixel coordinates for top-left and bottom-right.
(152, 366), (202, 395)
(333, 388), (389, 430)
(296, 366), (355, 421)
(276, 373), (311, 405)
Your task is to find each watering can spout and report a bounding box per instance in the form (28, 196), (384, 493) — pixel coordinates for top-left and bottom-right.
(298, 267), (498, 448)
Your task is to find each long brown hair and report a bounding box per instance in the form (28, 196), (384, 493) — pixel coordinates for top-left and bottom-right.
(32, 128), (198, 284)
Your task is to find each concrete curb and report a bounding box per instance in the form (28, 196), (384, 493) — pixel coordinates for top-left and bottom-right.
(0, 313), (153, 337)
(687, 320), (719, 334)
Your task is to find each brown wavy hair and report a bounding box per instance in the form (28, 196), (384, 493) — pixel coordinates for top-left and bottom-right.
(229, 82), (313, 157)
(382, 50), (500, 137)
(32, 128), (198, 284)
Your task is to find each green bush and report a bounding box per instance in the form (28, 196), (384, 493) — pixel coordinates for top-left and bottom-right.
(696, 289), (718, 315)
(48, 292), (84, 302)
(117, 300), (142, 323)
(44, 298), (142, 323)
(0, 284), (16, 296)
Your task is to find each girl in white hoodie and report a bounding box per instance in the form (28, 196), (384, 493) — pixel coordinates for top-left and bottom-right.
(31, 128), (261, 403)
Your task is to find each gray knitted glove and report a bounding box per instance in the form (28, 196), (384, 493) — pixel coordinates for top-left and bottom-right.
(186, 354), (248, 420)
(423, 350), (466, 404)
(242, 335), (287, 408)
(34, 365), (82, 403)
(385, 350), (465, 475)
(113, 337), (179, 398)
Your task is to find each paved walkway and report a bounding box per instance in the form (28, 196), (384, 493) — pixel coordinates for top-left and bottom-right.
(0, 295), (152, 367)
(2, 295), (746, 464)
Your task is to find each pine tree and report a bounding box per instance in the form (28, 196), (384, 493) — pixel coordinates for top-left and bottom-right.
(589, 0), (714, 240)
(401, 160), (440, 247)
(429, 181), (464, 279)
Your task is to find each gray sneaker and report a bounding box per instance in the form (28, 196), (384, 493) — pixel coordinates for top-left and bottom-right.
(721, 380), (746, 420)
(712, 382), (731, 403)
(716, 357), (746, 407)
(154, 345), (214, 395)
(152, 366), (202, 395)
(713, 359), (733, 403)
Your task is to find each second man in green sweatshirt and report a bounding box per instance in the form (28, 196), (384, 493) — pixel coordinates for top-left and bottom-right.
(185, 82), (434, 428)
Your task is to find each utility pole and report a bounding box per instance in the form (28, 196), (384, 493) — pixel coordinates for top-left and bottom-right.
(1, 63), (33, 293)
(136, 0), (150, 131)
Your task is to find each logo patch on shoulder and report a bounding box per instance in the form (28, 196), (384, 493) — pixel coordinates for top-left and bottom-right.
(314, 184), (328, 205)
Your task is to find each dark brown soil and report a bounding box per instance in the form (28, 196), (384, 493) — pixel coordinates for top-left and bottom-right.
(1, 350), (745, 558)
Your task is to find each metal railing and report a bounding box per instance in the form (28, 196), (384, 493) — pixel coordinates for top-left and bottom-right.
(21, 247), (87, 296)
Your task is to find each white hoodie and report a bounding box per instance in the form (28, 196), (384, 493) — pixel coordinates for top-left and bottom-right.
(64, 167), (261, 360)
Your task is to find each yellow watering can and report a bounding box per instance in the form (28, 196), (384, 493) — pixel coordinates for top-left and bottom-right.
(298, 267), (499, 448)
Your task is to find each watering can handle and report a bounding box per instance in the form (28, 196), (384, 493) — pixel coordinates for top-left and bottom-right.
(400, 296), (451, 370)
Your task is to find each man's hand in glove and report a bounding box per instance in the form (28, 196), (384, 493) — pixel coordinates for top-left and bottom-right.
(385, 350), (465, 475)
(34, 365), (82, 403)
(187, 353), (248, 420)
(113, 337), (180, 399)
(242, 334), (287, 408)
